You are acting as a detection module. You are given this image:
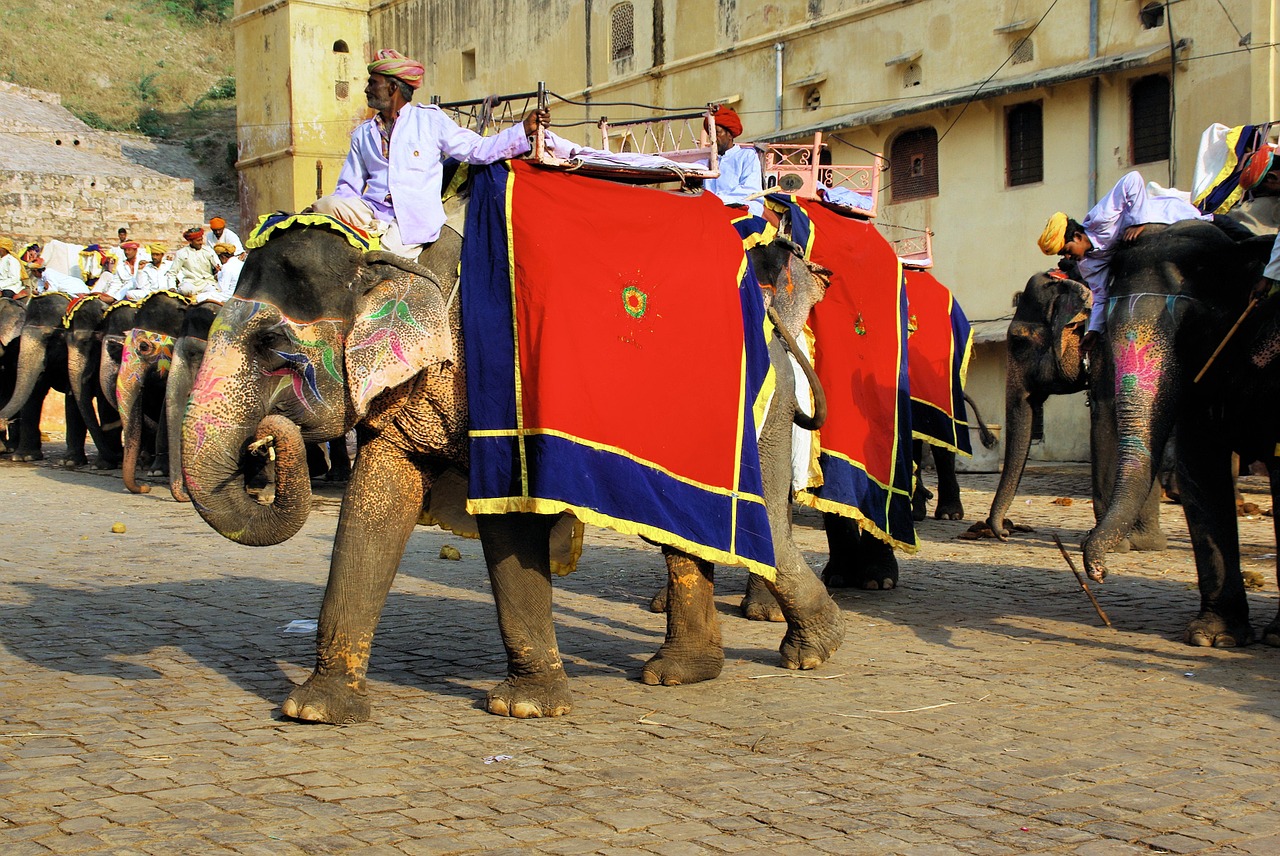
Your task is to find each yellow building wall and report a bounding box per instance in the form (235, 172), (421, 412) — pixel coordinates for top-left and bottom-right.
(237, 0), (1273, 465)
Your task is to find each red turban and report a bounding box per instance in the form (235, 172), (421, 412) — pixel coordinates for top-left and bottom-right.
(121, 241), (140, 250)
(210, 217), (226, 229)
(714, 106), (743, 138)
(367, 49), (425, 90)
(183, 227), (204, 240)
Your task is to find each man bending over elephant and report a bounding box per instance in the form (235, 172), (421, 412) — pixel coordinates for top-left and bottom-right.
(312, 48), (549, 260)
(1038, 171), (1212, 355)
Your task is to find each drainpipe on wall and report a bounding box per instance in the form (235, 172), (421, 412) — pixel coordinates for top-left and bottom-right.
(1087, 0), (1099, 209)
(775, 42), (784, 133)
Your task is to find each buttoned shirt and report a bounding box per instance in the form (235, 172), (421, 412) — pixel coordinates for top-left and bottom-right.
(131, 261), (173, 298)
(706, 144), (765, 217)
(171, 244), (220, 293)
(333, 103), (533, 246)
(1078, 171), (1212, 332)
(0, 254), (20, 293)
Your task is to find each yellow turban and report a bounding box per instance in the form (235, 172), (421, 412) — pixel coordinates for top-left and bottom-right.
(1038, 212), (1068, 255)
(148, 243), (167, 255)
(213, 242), (237, 256)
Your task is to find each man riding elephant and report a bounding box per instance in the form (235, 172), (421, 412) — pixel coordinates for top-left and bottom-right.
(312, 47), (549, 261)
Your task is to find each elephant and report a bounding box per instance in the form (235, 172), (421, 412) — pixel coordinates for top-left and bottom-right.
(182, 220), (844, 724)
(982, 268), (1165, 550)
(163, 300), (221, 501)
(911, 392), (998, 521)
(1081, 220), (1279, 646)
(63, 294), (125, 469)
(118, 291), (189, 494)
(0, 292), (90, 464)
(0, 296), (26, 453)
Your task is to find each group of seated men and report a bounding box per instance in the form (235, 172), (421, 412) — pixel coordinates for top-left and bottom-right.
(0, 218), (246, 303)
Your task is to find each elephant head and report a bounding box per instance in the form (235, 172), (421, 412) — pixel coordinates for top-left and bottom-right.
(182, 223), (454, 546)
(0, 293), (72, 424)
(99, 300), (139, 412)
(117, 292), (189, 493)
(986, 269), (1091, 537)
(1082, 221), (1260, 579)
(63, 294), (123, 467)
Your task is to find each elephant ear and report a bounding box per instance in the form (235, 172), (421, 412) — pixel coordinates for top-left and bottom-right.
(346, 264), (452, 419)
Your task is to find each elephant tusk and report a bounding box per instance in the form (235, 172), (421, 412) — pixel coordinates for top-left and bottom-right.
(247, 435), (277, 462)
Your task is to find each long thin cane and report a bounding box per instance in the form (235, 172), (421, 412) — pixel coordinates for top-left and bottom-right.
(1194, 297), (1258, 384)
(1052, 533), (1113, 628)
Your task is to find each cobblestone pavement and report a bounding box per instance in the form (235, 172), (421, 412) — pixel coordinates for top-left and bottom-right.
(2, 452), (1279, 855)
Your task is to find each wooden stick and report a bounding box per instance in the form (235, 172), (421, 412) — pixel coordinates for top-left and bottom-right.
(1194, 297), (1258, 383)
(1052, 533), (1113, 628)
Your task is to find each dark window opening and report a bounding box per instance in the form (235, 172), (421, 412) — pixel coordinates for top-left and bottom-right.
(333, 40), (349, 53)
(1140, 2), (1165, 29)
(611, 3), (635, 62)
(890, 127), (939, 202)
(1131, 75), (1171, 164)
(1006, 101), (1043, 186)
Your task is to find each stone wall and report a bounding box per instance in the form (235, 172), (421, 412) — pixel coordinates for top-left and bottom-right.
(0, 83), (212, 249)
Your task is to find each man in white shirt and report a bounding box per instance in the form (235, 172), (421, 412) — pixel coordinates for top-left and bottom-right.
(108, 242), (145, 298)
(313, 48), (547, 260)
(212, 243), (243, 298)
(209, 217), (244, 259)
(129, 245), (174, 299)
(171, 227), (220, 298)
(0, 237), (21, 296)
(704, 106), (764, 218)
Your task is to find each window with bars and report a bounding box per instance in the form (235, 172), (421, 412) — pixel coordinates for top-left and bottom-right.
(1011, 37), (1033, 65)
(1130, 75), (1171, 164)
(1006, 101), (1043, 186)
(611, 3), (634, 62)
(890, 127), (939, 202)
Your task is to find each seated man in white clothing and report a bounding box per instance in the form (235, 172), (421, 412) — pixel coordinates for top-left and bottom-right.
(312, 48), (548, 260)
(209, 217), (245, 260)
(127, 245), (174, 300)
(703, 106), (764, 217)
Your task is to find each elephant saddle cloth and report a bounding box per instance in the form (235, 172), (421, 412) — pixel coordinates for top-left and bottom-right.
(763, 194), (919, 553)
(905, 269), (975, 457)
(460, 160), (777, 579)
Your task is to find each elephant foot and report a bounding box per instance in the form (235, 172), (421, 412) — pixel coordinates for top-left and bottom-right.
(911, 486), (932, 522)
(281, 672), (371, 724)
(94, 456), (119, 470)
(933, 499), (964, 521)
(820, 541), (899, 590)
(779, 597), (844, 670)
(486, 673), (572, 718)
(641, 642), (724, 686)
(147, 455), (169, 478)
(741, 576), (785, 622)
(1185, 612), (1253, 648)
(648, 583), (669, 613)
(13, 451), (43, 462)
(63, 455), (89, 469)
(1125, 527), (1167, 552)
(1260, 620), (1280, 647)
(324, 462), (351, 483)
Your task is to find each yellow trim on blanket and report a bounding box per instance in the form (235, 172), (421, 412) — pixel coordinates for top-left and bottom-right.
(466, 495), (777, 581)
(1193, 125), (1251, 215)
(754, 314), (778, 435)
(468, 426), (768, 504)
(910, 428), (972, 458)
(795, 489), (920, 554)
(503, 162), (530, 496)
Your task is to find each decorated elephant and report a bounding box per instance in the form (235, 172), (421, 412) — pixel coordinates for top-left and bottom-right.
(0, 292), (90, 464)
(910, 392), (998, 522)
(1081, 221), (1278, 646)
(118, 291), (190, 494)
(63, 294), (125, 469)
(0, 296), (26, 453)
(982, 268), (1165, 549)
(183, 195), (843, 723)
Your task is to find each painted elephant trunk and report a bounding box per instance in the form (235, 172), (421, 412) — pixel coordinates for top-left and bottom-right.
(119, 371), (151, 494)
(165, 342), (202, 502)
(0, 328), (48, 422)
(1082, 323), (1178, 580)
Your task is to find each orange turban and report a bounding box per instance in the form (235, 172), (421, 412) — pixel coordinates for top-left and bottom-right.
(367, 49), (425, 90)
(210, 217), (226, 229)
(714, 106), (743, 138)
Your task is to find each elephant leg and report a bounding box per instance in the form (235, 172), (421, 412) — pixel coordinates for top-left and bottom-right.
(14, 380), (48, 461)
(910, 440), (930, 521)
(1126, 480), (1167, 552)
(305, 442), (329, 479)
(821, 514), (899, 590)
(767, 533), (844, 670)
(1179, 425), (1251, 648)
(932, 447), (963, 520)
(148, 409), (169, 478)
(325, 434), (352, 483)
(480, 512), (571, 718)
(642, 548), (724, 685)
(740, 570), (785, 622)
(281, 438), (426, 724)
(1261, 462), (1280, 647)
(62, 393), (90, 468)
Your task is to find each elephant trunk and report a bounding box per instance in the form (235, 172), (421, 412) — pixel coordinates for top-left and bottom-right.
(1082, 322), (1179, 580)
(165, 340), (203, 501)
(0, 328), (47, 422)
(68, 343), (119, 464)
(986, 339), (1039, 538)
(182, 337), (313, 546)
(119, 370), (150, 494)
(768, 306), (827, 430)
